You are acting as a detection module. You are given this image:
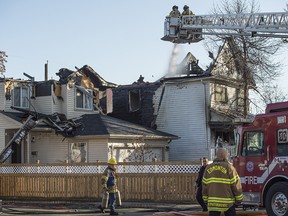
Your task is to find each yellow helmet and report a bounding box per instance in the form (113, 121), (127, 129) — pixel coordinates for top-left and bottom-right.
(108, 158), (117, 165)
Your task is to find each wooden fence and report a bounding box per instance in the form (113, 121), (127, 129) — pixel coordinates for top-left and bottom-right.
(0, 162), (200, 203)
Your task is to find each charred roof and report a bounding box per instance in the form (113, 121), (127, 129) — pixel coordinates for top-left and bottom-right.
(56, 65), (117, 91)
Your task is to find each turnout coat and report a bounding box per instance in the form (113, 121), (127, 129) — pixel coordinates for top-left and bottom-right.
(202, 158), (243, 212)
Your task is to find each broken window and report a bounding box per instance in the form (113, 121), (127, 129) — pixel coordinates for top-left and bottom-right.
(129, 90), (141, 112)
(69, 142), (87, 162)
(13, 86), (29, 108)
(75, 88), (93, 110)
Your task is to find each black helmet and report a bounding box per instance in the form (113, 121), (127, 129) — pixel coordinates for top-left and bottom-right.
(183, 5), (189, 10)
(172, 5), (178, 10)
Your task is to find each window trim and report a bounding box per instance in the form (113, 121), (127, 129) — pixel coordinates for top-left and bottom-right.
(276, 128), (288, 156)
(13, 86), (29, 108)
(69, 142), (88, 163)
(215, 86), (228, 103)
(75, 86), (93, 110)
(241, 130), (264, 157)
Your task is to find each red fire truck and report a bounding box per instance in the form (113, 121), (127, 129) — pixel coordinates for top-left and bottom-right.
(232, 101), (288, 216)
(162, 11), (288, 216)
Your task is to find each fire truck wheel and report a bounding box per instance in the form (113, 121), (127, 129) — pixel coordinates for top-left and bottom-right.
(265, 182), (288, 216)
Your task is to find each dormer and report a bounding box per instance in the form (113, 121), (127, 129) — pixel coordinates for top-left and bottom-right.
(55, 65), (117, 119)
(0, 78), (33, 112)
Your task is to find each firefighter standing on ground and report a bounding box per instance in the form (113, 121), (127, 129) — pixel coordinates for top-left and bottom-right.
(195, 157), (208, 212)
(99, 158), (119, 215)
(202, 148), (243, 216)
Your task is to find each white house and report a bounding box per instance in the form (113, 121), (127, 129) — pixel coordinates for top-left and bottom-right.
(0, 65), (177, 164)
(154, 38), (250, 161)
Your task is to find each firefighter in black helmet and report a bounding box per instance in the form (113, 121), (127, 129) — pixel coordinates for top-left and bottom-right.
(169, 5), (180, 17)
(182, 5), (195, 16)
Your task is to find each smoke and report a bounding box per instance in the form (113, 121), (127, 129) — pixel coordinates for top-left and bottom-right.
(166, 44), (181, 78)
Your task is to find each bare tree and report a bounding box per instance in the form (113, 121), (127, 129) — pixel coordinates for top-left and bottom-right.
(0, 51), (8, 74)
(205, 0), (286, 116)
(250, 81), (288, 114)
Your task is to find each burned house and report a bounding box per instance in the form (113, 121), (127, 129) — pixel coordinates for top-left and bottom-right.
(108, 75), (161, 129)
(111, 38), (250, 161)
(0, 65), (177, 163)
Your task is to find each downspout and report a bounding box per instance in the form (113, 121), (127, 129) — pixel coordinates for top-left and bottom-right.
(201, 80), (210, 158)
(26, 134), (31, 163)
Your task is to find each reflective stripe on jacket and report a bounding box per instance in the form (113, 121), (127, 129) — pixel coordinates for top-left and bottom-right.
(202, 158), (243, 212)
(169, 10), (181, 17)
(101, 166), (118, 193)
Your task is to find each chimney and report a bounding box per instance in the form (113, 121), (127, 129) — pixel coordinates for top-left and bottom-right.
(45, 61), (48, 81)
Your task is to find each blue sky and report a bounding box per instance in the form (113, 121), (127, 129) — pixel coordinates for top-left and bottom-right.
(1, 0), (288, 90)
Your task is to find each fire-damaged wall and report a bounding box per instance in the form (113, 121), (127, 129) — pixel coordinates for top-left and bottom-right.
(109, 76), (162, 129)
(56, 65), (117, 114)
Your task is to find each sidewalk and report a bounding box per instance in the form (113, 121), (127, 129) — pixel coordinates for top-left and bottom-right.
(0, 201), (267, 216)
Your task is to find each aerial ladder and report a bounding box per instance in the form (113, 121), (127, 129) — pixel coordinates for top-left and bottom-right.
(0, 107), (82, 163)
(161, 11), (288, 216)
(161, 12), (288, 43)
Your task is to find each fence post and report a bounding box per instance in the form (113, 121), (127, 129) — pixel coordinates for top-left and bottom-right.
(65, 160), (69, 173)
(153, 157), (158, 173)
(123, 159), (126, 173)
(97, 160), (100, 174)
(36, 160), (40, 173)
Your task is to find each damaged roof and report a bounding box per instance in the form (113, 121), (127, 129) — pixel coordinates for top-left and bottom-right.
(74, 114), (178, 139)
(56, 65), (118, 90)
(0, 110), (178, 140)
(164, 52), (207, 79)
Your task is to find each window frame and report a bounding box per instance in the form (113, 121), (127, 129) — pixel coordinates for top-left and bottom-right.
(276, 128), (288, 156)
(75, 87), (93, 110)
(241, 131), (265, 156)
(69, 142), (87, 163)
(13, 86), (29, 108)
(215, 86), (228, 103)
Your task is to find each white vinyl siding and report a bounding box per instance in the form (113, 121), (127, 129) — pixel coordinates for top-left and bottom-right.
(89, 139), (109, 162)
(0, 82), (5, 111)
(155, 80), (210, 161)
(32, 96), (53, 114)
(0, 114), (21, 151)
(30, 134), (109, 163)
(30, 132), (69, 163)
(31, 85), (64, 115)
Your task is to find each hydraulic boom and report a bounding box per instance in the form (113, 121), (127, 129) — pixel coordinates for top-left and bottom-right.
(162, 12), (288, 43)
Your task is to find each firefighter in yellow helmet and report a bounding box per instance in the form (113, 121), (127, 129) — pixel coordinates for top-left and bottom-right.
(182, 5), (195, 16)
(169, 5), (180, 17)
(98, 158), (119, 215)
(202, 148), (243, 216)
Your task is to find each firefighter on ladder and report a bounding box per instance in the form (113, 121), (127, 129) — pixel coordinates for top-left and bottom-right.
(181, 5), (194, 16)
(169, 5), (181, 17)
(202, 148), (243, 216)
